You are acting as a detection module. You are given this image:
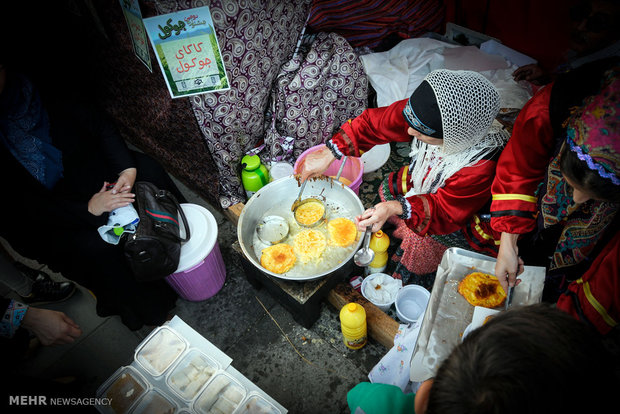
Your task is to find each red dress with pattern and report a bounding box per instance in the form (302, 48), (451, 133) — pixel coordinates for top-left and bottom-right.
(329, 100), (502, 278)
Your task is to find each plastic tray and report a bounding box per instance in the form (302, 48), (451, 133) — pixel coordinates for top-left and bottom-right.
(410, 248), (545, 382)
(96, 365), (149, 414)
(134, 326), (188, 377)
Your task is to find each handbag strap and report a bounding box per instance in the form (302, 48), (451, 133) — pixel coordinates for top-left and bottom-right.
(155, 189), (191, 243)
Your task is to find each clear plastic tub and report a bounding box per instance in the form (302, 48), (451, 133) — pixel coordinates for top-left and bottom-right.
(167, 348), (221, 401)
(97, 366), (149, 414)
(193, 371), (247, 414)
(135, 326), (188, 377)
(237, 392), (282, 414)
(130, 389), (177, 414)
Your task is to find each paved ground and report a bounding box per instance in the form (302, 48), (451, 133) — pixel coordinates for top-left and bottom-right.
(3, 176), (389, 414)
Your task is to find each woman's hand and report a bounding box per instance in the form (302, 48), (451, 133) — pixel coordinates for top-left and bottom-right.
(111, 167), (137, 194)
(298, 147), (335, 182)
(88, 182), (135, 216)
(512, 64), (549, 85)
(354, 201), (402, 233)
(21, 307), (82, 346)
(495, 232), (524, 292)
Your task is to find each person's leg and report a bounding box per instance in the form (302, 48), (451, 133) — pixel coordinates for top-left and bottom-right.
(43, 229), (177, 330)
(0, 253), (33, 297)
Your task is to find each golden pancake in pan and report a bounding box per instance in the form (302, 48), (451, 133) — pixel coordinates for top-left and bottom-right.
(260, 243), (296, 274)
(327, 217), (358, 247)
(458, 272), (507, 308)
(294, 199), (325, 227)
(293, 229), (327, 262)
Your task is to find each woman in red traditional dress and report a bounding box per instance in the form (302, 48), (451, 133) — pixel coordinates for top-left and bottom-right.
(298, 69), (509, 288)
(491, 59), (619, 335)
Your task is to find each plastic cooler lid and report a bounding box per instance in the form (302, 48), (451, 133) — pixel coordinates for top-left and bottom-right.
(176, 203), (218, 273)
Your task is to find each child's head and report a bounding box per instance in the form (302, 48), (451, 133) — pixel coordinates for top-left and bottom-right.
(415, 304), (615, 414)
(560, 65), (620, 204)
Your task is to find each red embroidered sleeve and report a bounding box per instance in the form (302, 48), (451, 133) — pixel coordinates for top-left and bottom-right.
(491, 84), (555, 235)
(330, 99), (411, 156)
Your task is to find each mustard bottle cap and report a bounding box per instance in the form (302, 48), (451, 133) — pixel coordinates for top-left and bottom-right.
(347, 303), (357, 312)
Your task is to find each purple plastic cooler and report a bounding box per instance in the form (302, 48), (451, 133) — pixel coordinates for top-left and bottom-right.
(166, 204), (226, 301)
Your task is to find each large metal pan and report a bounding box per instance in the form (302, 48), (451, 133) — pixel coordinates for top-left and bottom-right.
(237, 176), (364, 281)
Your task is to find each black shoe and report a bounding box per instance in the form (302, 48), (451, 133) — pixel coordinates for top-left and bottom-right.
(16, 263), (77, 305)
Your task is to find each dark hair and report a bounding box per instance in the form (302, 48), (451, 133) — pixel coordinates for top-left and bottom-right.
(560, 142), (620, 203)
(426, 303), (616, 414)
(549, 57), (620, 137)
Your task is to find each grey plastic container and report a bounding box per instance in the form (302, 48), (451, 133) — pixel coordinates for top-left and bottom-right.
(96, 365), (149, 414)
(129, 388), (177, 413)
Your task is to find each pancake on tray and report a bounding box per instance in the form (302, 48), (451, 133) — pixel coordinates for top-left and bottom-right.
(293, 229), (327, 262)
(327, 217), (358, 247)
(457, 272), (507, 308)
(294, 199), (325, 226)
(260, 243), (296, 274)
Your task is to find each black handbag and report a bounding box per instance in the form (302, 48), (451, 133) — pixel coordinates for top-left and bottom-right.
(124, 181), (190, 281)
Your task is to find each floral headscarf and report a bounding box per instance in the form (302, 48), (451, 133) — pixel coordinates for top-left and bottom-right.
(566, 66), (620, 185)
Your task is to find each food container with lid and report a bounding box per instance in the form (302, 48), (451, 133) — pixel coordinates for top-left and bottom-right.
(129, 388), (177, 413)
(96, 365), (149, 414)
(193, 371), (247, 414)
(361, 273), (402, 312)
(237, 392), (282, 414)
(166, 348), (221, 401)
(134, 326), (188, 377)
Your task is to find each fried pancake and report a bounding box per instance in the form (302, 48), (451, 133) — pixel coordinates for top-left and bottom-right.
(293, 229), (327, 262)
(458, 272), (507, 308)
(327, 217), (358, 247)
(260, 243), (296, 274)
(294, 200), (325, 226)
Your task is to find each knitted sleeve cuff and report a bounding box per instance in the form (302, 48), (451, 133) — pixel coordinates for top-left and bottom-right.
(397, 195), (412, 220)
(0, 299), (28, 339)
(325, 139), (344, 160)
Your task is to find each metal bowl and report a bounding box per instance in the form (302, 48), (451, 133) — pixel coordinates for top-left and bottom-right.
(237, 176), (364, 281)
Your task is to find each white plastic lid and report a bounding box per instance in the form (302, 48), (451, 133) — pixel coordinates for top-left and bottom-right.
(176, 203), (219, 272)
(269, 162), (294, 181)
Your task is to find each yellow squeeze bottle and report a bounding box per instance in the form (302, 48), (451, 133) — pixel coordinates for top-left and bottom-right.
(340, 303), (367, 350)
(367, 230), (390, 275)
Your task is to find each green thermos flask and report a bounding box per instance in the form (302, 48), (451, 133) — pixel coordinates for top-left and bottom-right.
(241, 154), (270, 199)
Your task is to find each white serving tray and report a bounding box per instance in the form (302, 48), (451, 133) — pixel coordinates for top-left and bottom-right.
(409, 248), (545, 382)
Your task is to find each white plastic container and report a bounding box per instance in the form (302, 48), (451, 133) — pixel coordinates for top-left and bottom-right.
(238, 392), (282, 414)
(395, 284), (431, 323)
(361, 273), (402, 312)
(166, 203), (227, 302)
(269, 161), (294, 181)
(193, 371), (247, 414)
(134, 326), (188, 377)
(166, 348), (220, 401)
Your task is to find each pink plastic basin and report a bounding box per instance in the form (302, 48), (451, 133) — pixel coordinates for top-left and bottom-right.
(293, 144), (364, 194)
